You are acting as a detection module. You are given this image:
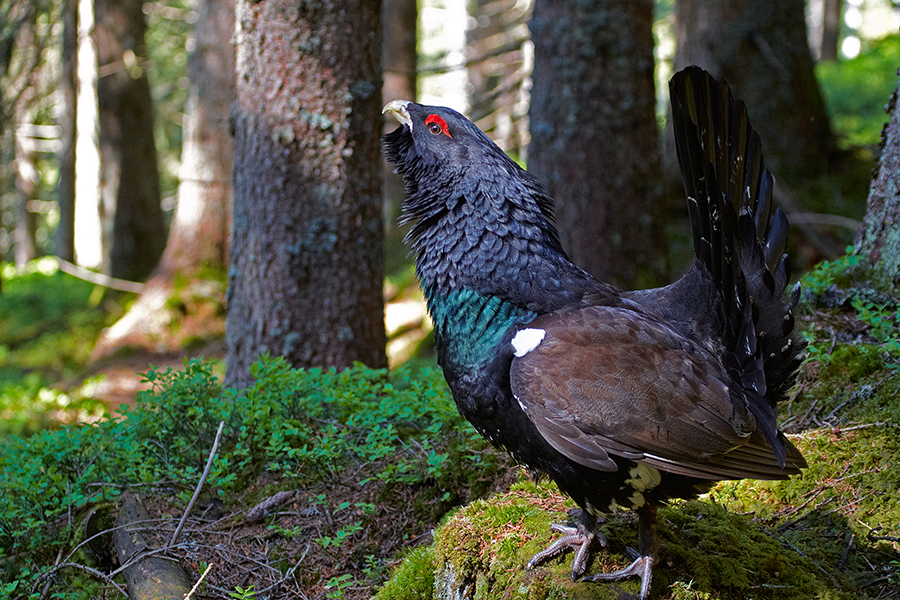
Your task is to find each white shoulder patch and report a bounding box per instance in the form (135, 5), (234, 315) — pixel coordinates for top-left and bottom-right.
(511, 328), (546, 357)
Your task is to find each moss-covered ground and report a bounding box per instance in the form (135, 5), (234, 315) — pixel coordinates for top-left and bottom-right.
(375, 255), (900, 600)
(0, 253), (898, 599)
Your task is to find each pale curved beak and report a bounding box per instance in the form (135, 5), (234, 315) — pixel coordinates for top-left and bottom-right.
(383, 99), (413, 130)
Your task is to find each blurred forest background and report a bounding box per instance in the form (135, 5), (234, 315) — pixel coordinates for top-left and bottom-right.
(0, 0), (897, 425)
(1, 0), (900, 597)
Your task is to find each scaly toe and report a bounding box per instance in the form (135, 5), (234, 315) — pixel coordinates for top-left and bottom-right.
(582, 555), (654, 600)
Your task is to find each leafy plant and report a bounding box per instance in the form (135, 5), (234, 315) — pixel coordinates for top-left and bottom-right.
(851, 296), (900, 350)
(316, 523), (363, 551)
(229, 585), (257, 600)
(325, 574), (355, 599)
(0, 357), (507, 595)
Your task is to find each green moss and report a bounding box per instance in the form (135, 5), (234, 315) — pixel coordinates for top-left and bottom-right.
(378, 462), (897, 599)
(711, 428), (900, 595)
(373, 546), (436, 600)
(431, 479), (643, 600)
(658, 500), (844, 599)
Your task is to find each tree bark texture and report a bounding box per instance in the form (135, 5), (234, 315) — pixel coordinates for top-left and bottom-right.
(528, 0), (665, 289)
(227, 0), (387, 387)
(674, 0), (835, 183)
(55, 0), (78, 262)
(95, 0), (166, 281)
(855, 74), (900, 292)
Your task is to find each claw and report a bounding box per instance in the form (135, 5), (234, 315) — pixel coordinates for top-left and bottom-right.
(581, 504), (658, 599)
(526, 522), (596, 579)
(583, 554), (654, 600)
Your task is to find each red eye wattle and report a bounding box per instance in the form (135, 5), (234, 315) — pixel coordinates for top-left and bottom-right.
(425, 114), (452, 138)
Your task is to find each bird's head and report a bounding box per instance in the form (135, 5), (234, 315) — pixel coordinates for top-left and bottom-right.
(382, 99), (560, 258)
(382, 100), (526, 216)
(382, 100), (492, 168)
(381, 100), (589, 309)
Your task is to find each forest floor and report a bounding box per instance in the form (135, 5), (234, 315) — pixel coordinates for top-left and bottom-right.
(78, 339), (227, 413)
(1, 257), (898, 600)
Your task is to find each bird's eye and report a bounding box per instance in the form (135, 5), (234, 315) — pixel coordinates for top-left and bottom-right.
(425, 114), (452, 138)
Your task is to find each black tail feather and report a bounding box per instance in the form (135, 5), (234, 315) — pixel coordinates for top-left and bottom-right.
(670, 67), (805, 465)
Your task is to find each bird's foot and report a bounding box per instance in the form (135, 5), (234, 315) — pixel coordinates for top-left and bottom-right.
(526, 522), (605, 580)
(582, 550), (654, 600)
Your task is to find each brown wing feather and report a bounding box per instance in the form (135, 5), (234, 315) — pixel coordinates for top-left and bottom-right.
(510, 305), (803, 481)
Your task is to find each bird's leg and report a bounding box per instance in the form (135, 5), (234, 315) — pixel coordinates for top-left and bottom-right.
(526, 509), (604, 580)
(582, 503), (657, 600)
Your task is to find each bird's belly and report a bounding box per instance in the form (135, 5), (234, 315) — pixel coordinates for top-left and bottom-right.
(549, 457), (716, 516)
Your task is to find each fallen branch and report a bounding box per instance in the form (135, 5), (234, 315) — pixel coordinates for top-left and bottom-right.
(55, 257), (146, 293)
(184, 562), (213, 599)
(114, 492), (192, 599)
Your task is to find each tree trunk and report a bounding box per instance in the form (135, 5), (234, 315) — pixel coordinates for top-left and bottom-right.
(159, 0), (234, 278)
(674, 0), (835, 184)
(819, 0), (841, 62)
(95, 0), (165, 281)
(56, 0), (77, 262)
(382, 0), (416, 225)
(467, 0), (531, 160)
(14, 118), (37, 268)
(93, 0), (236, 357)
(528, 0), (665, 288)
(855, 73), (900, 292)
(226, 0), (387, 387)
(74, 0), (102, 268)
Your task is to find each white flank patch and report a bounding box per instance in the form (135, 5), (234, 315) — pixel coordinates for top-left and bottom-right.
(511, 328), (546, 357)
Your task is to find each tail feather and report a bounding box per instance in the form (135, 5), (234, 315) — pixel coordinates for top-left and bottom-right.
(670, 67), (804, 465)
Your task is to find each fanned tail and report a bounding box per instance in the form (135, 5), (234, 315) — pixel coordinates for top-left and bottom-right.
(669, 66), (805, 469)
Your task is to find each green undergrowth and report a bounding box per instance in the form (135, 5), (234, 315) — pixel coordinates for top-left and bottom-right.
(0, 357), (507, 597)
(378, 476), (885, 600)
(0, 259), (130, 383)
(817, 33), (900, 149)
(0, 259), (133, 436)
(797, 249), (900, 379)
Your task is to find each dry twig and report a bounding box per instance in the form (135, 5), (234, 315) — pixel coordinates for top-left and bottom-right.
(169, 420), (225, 548)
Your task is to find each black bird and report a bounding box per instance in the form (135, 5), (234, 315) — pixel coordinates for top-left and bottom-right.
(382, 66), (807, 599)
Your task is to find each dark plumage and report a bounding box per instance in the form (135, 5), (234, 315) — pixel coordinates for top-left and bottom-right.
(382, 66), (807, 599)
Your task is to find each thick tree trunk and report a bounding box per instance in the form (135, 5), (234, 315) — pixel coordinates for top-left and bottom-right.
(93, 0), (235, 357)
(95, 0), (165, 281)
(226, 0), (387, 387)
(528, 0), (665, 288)
(160, 0), (234, 278)
(855, 74), (900, 292)
(55, 0), (77, 262)
(674, 0), (835, 184)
